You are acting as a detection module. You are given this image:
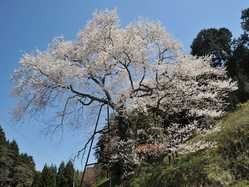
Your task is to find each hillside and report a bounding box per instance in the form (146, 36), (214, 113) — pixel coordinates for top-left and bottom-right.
(129, 102), (249, 187)
(0, 126), (35, 186)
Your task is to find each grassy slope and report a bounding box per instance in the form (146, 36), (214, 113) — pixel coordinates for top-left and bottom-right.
(131, 102), (249, 187)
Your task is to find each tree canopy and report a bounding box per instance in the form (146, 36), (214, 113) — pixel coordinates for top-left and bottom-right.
(0, 126), (35, 187)
(191, 28), (232, 67)
(241, 8), (249, 33)
(13, 9), (236, 129)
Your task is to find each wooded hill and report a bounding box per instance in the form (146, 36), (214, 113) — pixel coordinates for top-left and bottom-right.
(0, 126), (35, 186)
(0, 127), (90, 187)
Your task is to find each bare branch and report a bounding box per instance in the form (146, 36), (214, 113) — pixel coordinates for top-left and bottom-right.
(69, 85), (111, 106)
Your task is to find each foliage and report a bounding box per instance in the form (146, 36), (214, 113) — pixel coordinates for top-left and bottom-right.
(191, 7), (249, 103)
(32, 160), (80, 187)
(0, 126), (82, 187)
(0, 125), (83, 187)
(241, 8), (249, 32)
(56, 162), (65, 187)
(63, 161), (74, 187)
(227, 33), (249, 102)
(191, 28), (232, 67)
(0, 126), (35, 187)
(96, 84), (237, 182)
(94, 177), (110, 187)
(31, 172), (41, 187)
(40, 164), (57, 187)
(130, 102), (249, 187)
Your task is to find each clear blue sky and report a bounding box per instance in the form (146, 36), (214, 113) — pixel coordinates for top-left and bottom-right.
(0, 0), (248, 171)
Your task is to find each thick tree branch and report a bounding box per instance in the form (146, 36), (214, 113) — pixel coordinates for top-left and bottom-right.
(69, 85), (108, 104)
(90, 75), (112, 102)
(69, 85), (116, 110)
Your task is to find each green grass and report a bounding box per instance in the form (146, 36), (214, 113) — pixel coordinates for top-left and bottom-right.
(130, 102), (249, 187)
(94, 177), (110, 187)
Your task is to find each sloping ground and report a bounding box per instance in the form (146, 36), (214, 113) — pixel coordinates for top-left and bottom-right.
(130, 102), (249, 187)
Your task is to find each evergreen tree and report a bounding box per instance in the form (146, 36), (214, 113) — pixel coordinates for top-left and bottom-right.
(12, 155), (35, 187)
(226, 7), (249, 102)
(0, 126), (6, 144)
(31, 171), (42, 187)
(9, 140), (19, 155)
(74, 170), (81, 187)
(0, 125), (36, 187)
(191, 28), (232, 67)
(0, 126), (13, 186)
(0, 126), (81, 187)
(40, 164), (57, 187)
(56, 161), (65, 187)
(241, 8), (249, 32)
(63, 161), (74, 187)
